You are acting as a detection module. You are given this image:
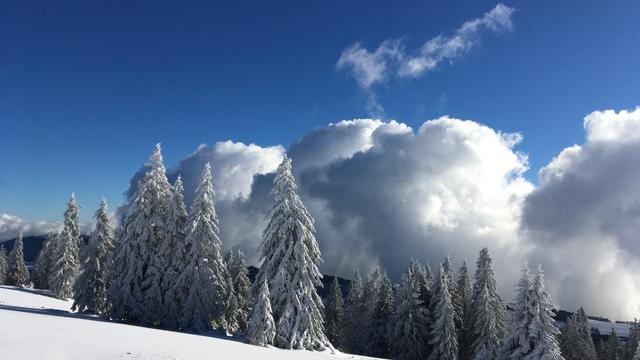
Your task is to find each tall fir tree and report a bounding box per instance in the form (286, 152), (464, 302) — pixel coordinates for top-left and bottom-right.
(391, 265), (430, 360)
(471, 247), (507, 359)
(528, 265), (563, 359)
(159, 176), (189, 330)
(107, 144), (172, 324)
(0, 244), (8, 285)
(559, 309), (597, 360)
(367, 270), (394, 358)
(430, 264), (459, 360)
(410, 258), (433, 312)
(7, 232), (29, 287)
(499, 263), (534, 359)
(254, 156), (330, 350)
(176, 163), (232, 332)
(226, 250), (252, 333)
(72, 199), (115, 314)
(457, 261), (474, 360)
(247, 279), (276, 347)
(50, 193), (82, 299)
(324, 276), (345, 348)
(344, 269), (365, 354)
(31, 231), (57, 289)
(606, 329), (621, 360)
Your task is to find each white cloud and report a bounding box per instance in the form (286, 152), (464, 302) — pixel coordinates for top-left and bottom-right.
(0, 213), (61, 241)
(522, 107), (640, 319)
(336, 3), (515, 115)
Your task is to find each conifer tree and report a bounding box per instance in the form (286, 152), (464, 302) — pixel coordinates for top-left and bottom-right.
(499, 263), (534, 359)
(0, 244), (8, 285)
(430, 264), (459, 360)
(72, 199), (115, 314)
(254, 156), (330, 350)
(559, 308), (597, 360)
(7, 232), (29, 287)
(410, 258), (432, 310)
(367, 270), (394, 358)
(606, 329), (621, 360)
(528, 265), (563, 359)
(50, 194), (82, 299)
(31, 232), (57, 289)
(624, 321), (640, 360)
(633, 342), (640, 360)
(325, 276), (345, 348)
(107, 144), (172, 323)
(247, 279), (276, 347)
(344, 269), (365, 354)
(175, 163), (231, 332)
(159, 176), (189, 330)
(391, 266), (430, 360)
(471, 247), (507, 359)
(457, 261), (474, 360)
(226, 250), (252, 333)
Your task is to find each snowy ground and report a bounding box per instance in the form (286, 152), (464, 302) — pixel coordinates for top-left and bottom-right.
(588, 319), (631, 338)
(0, 286), (378, 360)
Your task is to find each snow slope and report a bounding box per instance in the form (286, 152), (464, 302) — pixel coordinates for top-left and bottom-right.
(588, 319), (631, 338)
(0, 286), (378, 360)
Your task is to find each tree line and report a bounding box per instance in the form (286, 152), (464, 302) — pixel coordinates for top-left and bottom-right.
(0, 143), (639, 359)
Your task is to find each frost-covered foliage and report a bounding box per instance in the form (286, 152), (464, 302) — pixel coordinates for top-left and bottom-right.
(0, 244), (8, 285)
(177, 163), (231, 332)
(159, 176), (189, 330)
(50, 194), (82, 299)
(457, 261), (474, 360)
(225, 249), (252, 333)
(72, 199), (115, 314)
(324, 276), (345, 348)
(31, 232), (57, 289)
(365, 269), (394, 358)
(344, 269), (365, 354)
(559, 307), (597, 360)
(391, 265), (429, 360)
(108, 144), (172, 324)
(254, 156), (330, 350)
(7, 232), (29, 287)
(409, 259), (433, 316)
(528, 266), (563, 359)
(430, 264), (459, 360)
(471, 247), (507, 359)
(247, 279), (276, 347)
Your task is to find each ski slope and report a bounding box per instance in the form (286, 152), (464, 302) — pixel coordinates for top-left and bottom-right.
(0, 286), (377, 360)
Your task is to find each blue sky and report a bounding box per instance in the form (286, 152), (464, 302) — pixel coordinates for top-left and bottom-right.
(1, 0), (639, 222)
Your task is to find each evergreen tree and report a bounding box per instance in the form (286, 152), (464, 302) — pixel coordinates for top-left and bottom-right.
(430, 264), (460, 360)
(410, 258), (433, 311)
(471, 247), (507, 359)
(0, 244), (8, 285)
(254, 156), (330, 350)
(633, 342), (640, 360)
(624, 321), (640, 360)
(247, 279), (276, 347)
(528, 265), (563, 359)
(344, 269), (365, 354)
(31, 232), (57, 289)
(606, 329), (621, 360)
(325, 276), (345, 348)
(72, 199), (115, 314)
(226, 250), (252, 333)
(176, 163), (231, 332)
(159, 176), (189, 330)
(367, 270), (394, 358)
(391, 266), (430, 360)
(559, 308), (597, 360)
(499, 263), (534, 359)
(107, 144), (172, 324)
(7, 232), (29, 287)
(457, 261), (474, 360)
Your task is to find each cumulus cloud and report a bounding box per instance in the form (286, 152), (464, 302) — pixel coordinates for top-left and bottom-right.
(336, 4), (514, 115)
(0, 213), (62, 241)
(521, 107), (640, 319)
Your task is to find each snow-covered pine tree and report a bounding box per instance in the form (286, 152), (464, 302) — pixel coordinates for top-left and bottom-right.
(7, 232), (29, 287)
(409, 258), (432, 310)
(606, 329), (621, 360)
(247, 279), (276, 347)
(176, 163), (231, 332)
(107, 144), (172, 323)
(471, 247), (507, 359)
(559, 309), (597, 360)
(429, 264), (459, 360)
(72, 199), (115, 314)
(457, 261), (474, 360)
(344, 269), (365, 354)
(0, 244), (8, 285)
(528, 265), (563, 359)
(499, 263), (533, 360)
(229, 250), (252, 333)
(159, 176), (189, 330)
(31, 231), (57, 289)
(367, 270), (394, 358)
(50, 194), (82, 299)
(324, 276), (345, 348)
(443, 256), (463, 328)
(391, 265), (430, 360)
(254, 156), (330, 350)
